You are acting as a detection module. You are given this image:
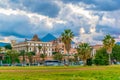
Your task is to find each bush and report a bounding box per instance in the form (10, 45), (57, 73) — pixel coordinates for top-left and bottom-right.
(86, 58), (92, 66)
(53, 52), (63, 61)
(94, 48), (109, 65)
(112, 44), (120, 61)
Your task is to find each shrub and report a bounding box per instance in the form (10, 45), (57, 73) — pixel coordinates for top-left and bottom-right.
(94, 48), (109, 65)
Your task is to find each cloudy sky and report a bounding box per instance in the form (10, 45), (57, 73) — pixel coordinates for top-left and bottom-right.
(0, 0), (120, 44)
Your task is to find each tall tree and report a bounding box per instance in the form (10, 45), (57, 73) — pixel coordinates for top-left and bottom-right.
(4, 44), (12, 50)
(77, 43), (91, 65)
(38, 46), (42, 54)
(73, 53), (79, 64)
(0, 47), (2, 53)
(40, 53), (46, 62)
(0, 47), (3, 65)
(102, 34), (115, 65)
(53, 52), (63, 61)
(40, 46), (47, 62)
(61, 29), (74, 62)
(111, 44), (120, 62)
(6, 50), (19, 64)
(26, 51), (35, 65)
(20, 50), (26, 65)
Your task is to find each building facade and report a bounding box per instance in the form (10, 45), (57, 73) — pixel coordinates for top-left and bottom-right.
(12, 35), (53, 56)
(11, 34), (77, 63)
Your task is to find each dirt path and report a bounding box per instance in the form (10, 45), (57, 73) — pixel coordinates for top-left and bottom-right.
(0, 67), (106, 72)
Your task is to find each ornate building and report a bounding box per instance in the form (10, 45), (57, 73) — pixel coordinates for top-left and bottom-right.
(11, 34), (77, 63)
(12, 34), (53, 57)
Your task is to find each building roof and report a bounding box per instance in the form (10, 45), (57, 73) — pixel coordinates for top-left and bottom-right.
(31, 34), (40, 41)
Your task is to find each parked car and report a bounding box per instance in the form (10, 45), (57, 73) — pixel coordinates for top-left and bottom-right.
(44, 60), (61, 66)
(13, 63), (23, 66)
(116, 62), (120, 65)
(79, 61), (84, 65)
(2, 64), (11, 66)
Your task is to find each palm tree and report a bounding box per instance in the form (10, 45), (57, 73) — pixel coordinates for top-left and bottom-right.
(40, 53), (46, 62)
(53, 52), (63, 61)
(74, 53), (79, 64)
(40, 46), (47, 62)
(26, 51), (35, 65)
(0, 47), (3, 65)
(61, 29), (74, 62)
(38, 46), (42, 54)
(102, 34), (115, 65)
(77, 43), (91, 65)
(20, 50), (26, 65)
(6, 50), (19, 64)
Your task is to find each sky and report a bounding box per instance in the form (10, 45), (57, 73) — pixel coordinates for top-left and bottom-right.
(0, 0), (120, 44)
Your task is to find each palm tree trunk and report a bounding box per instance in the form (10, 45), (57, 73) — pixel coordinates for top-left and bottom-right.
(23, 53), (25, 64)
(67, 50), (70, 65)
(108, 54), (111, 65)
(83, 60), (87, 65)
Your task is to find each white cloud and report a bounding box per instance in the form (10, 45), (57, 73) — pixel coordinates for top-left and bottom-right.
(80, 27), (85, 34)
(90, 26), (96, 33)
(0, 35), (23, 43)
(73, 31), (104, 45)
(56, 3), (102, 44)
(99, 15), (115, 27)
(0, 7), (66, 29)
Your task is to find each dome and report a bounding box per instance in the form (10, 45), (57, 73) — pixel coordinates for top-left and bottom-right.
(31, 34), (40, 41)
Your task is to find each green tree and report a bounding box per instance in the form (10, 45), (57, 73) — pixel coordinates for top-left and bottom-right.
(103, 34), (115, 65)
(26, 51), (35, 65)
(0, 47), (3, 65)
(20, 50), (26, 65)
(77, 43), (91, 65)
(40, 46), (47, 62)
(4, 44), (12, 50)
(73, 53), (79, 64)
(6, 50), (19, 64)
(94, 48), (109, 65)
(112, 44), (120, 62)
(0, 47), (2, 53)
(53, 52), (63, 61)
(61, 29), (74, 62)
(38, 46), (42, 54)
(40, 53), (46, 62)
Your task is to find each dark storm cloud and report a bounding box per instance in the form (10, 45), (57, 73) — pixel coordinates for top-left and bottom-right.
(0, 14), (33, 38)
(21, 0), (60, 17)
(2, 0), (60, 17)
(96, 25), (120, 35)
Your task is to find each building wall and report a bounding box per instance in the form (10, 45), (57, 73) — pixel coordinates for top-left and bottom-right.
(91, 45), (103, 57)
(11, 36), (77, 62)
(12, 41), (53, 57)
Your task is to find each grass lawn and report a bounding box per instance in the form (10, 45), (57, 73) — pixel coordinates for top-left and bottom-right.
(0, 65), (120, 80)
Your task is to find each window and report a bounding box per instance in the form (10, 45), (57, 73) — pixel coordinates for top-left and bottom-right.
(49, 53), (51, 56)
(29, 48), (31, 51)
(40, 44), (42, 46)
(49, 48), (51, 51)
